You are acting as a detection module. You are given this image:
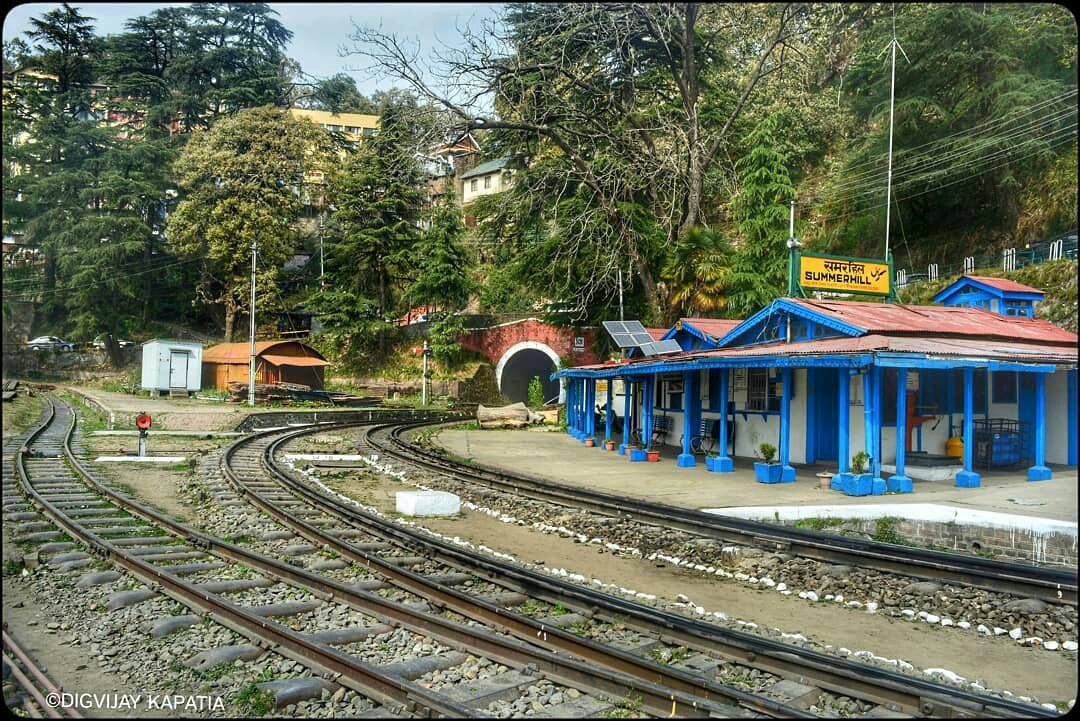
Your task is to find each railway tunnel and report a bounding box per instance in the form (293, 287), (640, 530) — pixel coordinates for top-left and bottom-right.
(495, 341), (561, 405)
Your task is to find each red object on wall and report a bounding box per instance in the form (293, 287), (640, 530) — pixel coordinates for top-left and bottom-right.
(904, 390), (935, 452)
(135, 413), (152, 430)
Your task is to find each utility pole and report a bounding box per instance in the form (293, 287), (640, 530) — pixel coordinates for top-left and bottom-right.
(881, 8), (908, 262)
(785, 198), (802, 296)
(421, 339), (429, 406)
(248, 239), (257, 408)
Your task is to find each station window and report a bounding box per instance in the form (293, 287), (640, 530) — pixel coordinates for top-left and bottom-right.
(484, 175), (492, 189)
(992, 371), (1017, 403)
(470, 179), (478, 192)
(746, 369), (779, 412)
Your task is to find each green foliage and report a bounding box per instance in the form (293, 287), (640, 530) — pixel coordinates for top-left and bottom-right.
(661, 226), (734, 320)
(168, 105), (335, 341)
(851, 450), (870, 475)
(428, 314), (467, 365)
(527, 377), (544, 409)
(871, 516), (911, 546)
(410, 203), (472, 310)
(758, 443), (777, 464)
(724, 115), (794, 319)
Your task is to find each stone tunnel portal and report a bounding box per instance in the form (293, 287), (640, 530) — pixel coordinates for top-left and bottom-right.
(497, 344), (560, 405)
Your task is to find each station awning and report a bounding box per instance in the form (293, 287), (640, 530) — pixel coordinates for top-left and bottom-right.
(260, 354), (328, 367)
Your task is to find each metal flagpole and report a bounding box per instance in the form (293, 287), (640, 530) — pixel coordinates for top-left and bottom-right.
(248, 239), (257, 408)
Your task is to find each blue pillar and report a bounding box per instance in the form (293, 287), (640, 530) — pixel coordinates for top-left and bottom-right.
(570, 379), (578, 436)
(872, 366), (883, 481)
(642, 377), (655, 451)
(887, 370), (912, 492)
(619, 378), (632, 454)
(956, 367), (981, 487)
(835, 368), (851, 487)
(583, 378), (596, 442)
(1027, 373), (1052, 481)
(862, 369), (874, 471)
(779, 367), (796, 482)
(573, 379), (583, 439)
(604, 380), (613, 447)
(1068, 370), (1077, 467)
(716, 368), (733, 472)
(677, 370), (696, 468)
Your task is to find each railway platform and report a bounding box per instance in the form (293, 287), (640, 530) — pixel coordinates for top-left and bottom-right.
(434, 428), (1078, 523)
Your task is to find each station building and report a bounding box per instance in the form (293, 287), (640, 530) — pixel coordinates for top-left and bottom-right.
(554, 275), (1077, 491)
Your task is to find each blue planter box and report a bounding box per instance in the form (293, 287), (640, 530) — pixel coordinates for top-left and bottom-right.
(843, 473), (872, 496)
(629, 448), (648, 462)
(754, 462), (782, 483)
(705, 456), (717, 472)
(830, 473), (850, 491)
(871, 478), (886, 495)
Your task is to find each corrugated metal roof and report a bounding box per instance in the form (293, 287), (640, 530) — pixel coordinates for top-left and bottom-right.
(260, 354), (328, 367)
(461, 156), (511, 179)
(203, 340), (326, 364)
(789, 298), (1075, 344)
(962, 275), (1045, 295)
(680, 318), (742, 340)
(646, 327), (667, 341)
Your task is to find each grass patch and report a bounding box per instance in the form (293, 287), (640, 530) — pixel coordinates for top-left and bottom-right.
(3, 558), (23, 576)
(871, 516), (913, 546)
(793, 516), (844, 532)
(1, 394), (45, 436)
(234, 668), (276, 716)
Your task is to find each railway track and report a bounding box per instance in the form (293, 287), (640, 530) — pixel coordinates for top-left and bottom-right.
(7, 396), (780, 718)
(215, 417), (1057, 718)
(3, 625), (83, 719)
(374, 420), (1077, 607)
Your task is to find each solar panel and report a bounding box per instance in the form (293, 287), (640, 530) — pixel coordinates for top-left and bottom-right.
(638, 339), (683, 356)
(602, 320), (654, 348)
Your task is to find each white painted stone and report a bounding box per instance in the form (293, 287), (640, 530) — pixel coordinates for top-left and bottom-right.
(395, 490), (460, 517)
(1008, 628), (1024, 640)
(734, 572), (750, 581)
(917, 611), (928, 619)
(761, 578), (776, 587)
(924, 668), (966, 684)
(95, 455), (187, 463)
(957, 621), (971, 630)
(940, 618), (953, 627)
(676, 593), (690, 603)
(1021, 637), (1043, 647)
(797, 591), (808, 599)
(1042, 704), (1058, 712)
(901, 609), (916, 619)
(837, 647), (851, 656)
(846, 601), (863, 608)
(824, 594), (834, 601)
(1043, 641), (1059, 651)
(1062, 641), (1078, 652)
(976, 624), (992, 635)
(775, 583), (787, 592)
(805, 591), (819, 602)
(834, 594), (844, 603)
(865, 601), (878, 613)
(925, 614), (940, 624)
(994, 627), (1007, 636)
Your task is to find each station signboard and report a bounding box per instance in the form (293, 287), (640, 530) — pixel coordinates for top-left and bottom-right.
(797, 252), (892, 297)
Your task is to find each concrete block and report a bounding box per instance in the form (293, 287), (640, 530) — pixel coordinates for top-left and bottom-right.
(871, 478), (886, 495)
(955, 470), (981, 488)
(395, 490), (460, 517)
(1027, 465), (1052, 482)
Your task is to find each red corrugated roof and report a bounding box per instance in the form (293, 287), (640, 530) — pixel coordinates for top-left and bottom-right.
(680, 318), (742, 340)
(646, 327), (668, 341)
(789, 298), (1076, 345)
(963, 275), (1044, 295)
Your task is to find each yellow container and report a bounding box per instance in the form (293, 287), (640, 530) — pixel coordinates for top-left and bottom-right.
(945, 436), (964, 458)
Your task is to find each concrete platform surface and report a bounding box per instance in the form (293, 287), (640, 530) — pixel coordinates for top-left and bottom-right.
(434, 429), (1079, 524)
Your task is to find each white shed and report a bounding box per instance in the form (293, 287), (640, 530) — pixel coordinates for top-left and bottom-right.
(140, 339), (202, 396)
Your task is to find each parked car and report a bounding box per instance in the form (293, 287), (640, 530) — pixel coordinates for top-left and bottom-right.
(91, 334), (134, 349)
(25, 335), (76, 352)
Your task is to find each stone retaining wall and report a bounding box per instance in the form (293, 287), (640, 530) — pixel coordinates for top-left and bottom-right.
(233, 409), (466, 433)
(779, 517), (1076, 568)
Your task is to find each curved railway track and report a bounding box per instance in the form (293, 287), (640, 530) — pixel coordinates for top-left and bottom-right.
(216, 417), (1057, 718)
(3, 625), (83, 719)
(8, 396), (779, 719)
(373, 420), (1077, 607)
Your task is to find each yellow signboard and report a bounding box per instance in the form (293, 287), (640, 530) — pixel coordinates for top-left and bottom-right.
(799, 254), (891, 296)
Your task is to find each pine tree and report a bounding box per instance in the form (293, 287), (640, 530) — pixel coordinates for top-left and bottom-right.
(724, 115), (795, 319)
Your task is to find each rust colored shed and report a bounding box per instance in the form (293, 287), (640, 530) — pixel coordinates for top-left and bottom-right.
(201, 340), (328, 390)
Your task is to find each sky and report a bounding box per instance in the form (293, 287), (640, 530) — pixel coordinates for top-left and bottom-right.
(2, 2), (500, 95)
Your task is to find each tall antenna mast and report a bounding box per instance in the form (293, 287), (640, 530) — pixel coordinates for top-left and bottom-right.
(882, 5), (909, 261)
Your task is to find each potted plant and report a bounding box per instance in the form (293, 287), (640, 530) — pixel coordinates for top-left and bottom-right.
(604, 439), (617, 451)
(754, 443), (782, 483)
(815, 471), (834, 490)
(846, 450), (872, 496)
(646, 448), (660, 462)
(584, 436), (596, 447)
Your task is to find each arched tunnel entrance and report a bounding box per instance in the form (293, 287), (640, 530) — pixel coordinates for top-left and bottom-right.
(497, 345), (560, 405)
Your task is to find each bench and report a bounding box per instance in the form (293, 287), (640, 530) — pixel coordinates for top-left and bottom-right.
(652, 415), (673, 446)
(681, 417), (720, 455)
